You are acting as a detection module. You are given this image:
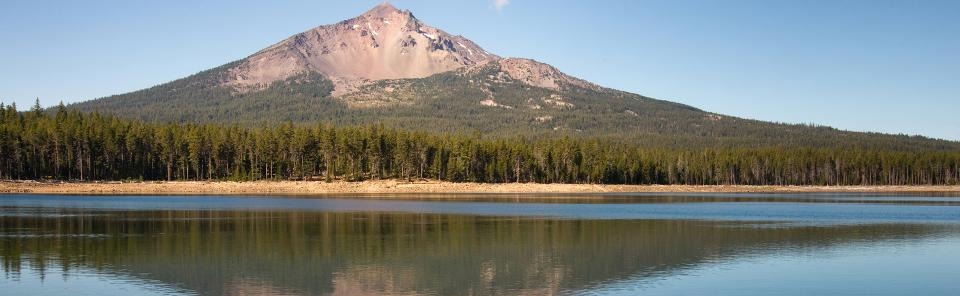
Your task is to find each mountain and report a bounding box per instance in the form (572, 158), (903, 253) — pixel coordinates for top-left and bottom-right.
(67, 3), (958, 150)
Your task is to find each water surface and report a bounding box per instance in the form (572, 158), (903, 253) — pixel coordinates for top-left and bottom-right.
(1, 193), (958, 295)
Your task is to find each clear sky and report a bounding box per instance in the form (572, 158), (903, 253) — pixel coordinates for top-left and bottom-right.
(1, 0), (957, 140)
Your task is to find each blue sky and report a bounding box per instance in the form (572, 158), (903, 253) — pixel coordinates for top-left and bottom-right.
(1, 0), (957, 140)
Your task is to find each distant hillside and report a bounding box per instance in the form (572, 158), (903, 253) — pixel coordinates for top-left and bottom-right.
(67, 57), (957, 151)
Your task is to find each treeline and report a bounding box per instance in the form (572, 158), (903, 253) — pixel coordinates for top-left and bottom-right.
(1, 103), (959, 185)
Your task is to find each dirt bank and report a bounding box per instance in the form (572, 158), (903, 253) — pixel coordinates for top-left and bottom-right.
(1, 180), (958, 195)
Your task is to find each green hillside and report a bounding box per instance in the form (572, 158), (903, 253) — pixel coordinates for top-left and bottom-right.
(67, 61), (958, 151)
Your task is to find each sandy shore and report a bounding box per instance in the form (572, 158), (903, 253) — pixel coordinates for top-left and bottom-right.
(1, 180), (958, 195)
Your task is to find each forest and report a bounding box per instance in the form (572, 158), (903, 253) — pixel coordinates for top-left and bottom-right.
(1, 102), (959, 185)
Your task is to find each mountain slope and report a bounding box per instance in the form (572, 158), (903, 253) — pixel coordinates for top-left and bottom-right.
(66, 3), (959, 151)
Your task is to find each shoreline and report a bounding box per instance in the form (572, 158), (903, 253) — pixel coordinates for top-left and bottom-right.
(1, 180), (959, 195)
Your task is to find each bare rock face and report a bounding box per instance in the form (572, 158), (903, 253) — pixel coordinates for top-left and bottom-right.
(497, 58), (600, 91)
(225, 3), (497, 95)
(220, 3), (597, 98)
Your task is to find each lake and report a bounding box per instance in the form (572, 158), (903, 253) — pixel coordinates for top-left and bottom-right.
(1, 193), (959, 295)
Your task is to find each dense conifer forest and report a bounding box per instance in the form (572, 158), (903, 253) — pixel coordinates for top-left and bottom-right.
(2, 102), (958, 185)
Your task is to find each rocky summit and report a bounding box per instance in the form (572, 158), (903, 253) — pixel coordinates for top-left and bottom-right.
(226, 3), (497, 95)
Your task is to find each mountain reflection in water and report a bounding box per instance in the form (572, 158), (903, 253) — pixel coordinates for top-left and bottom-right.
(1, 204), (957, 295)
(2, 194), (960, 295)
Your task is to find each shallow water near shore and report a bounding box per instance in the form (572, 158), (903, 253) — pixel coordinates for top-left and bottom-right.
(1, 193), (959, 295)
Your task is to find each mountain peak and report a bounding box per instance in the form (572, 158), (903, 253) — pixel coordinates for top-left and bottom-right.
(363, 2), (402, 18)
(224, 2), (498, 95)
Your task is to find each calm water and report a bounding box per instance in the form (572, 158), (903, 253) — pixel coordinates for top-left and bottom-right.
(1, 193), (958, 296)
